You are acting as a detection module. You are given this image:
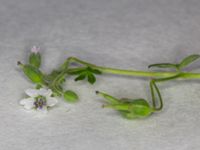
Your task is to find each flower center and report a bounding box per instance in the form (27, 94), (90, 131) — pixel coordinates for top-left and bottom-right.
(34, 95), (47, 109)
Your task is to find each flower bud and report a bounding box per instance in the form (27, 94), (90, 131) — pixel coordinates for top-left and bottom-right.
(29, 46), (41, 68)
(63, 90), (79, 102)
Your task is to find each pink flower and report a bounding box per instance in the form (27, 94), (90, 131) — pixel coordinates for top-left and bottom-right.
(31, 46), (40, 54)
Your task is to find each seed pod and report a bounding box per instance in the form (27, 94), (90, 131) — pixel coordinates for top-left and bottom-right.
(29, 52), (41, 68)
(103, 98), (153, 119)
(127, 99), (153, 118)
(22, 64), (44, 84)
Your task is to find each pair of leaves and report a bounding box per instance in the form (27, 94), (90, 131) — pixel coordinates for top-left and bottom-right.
(70, 67), (102, 84)
(148, 54), (200, 70)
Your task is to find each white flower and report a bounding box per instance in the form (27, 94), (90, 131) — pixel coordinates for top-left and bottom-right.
(20, 88), (58, 113)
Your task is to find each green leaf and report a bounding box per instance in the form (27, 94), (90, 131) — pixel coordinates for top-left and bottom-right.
(87, 67), (102, 74)
(178, 54), (200, 69)
(72, 67), (101, 84)
(63, 90), (79, 102)
(75, 73), (86, 81)
(148, 63), (178, 69)
(87, 73), (96, 84)
(92, 69), (102, 74)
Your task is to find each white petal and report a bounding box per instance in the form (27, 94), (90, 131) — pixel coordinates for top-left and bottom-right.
(47, 97), (58, 107)
(20, 97), (35, 110)
(25, 89), (39, 97)
(46, 89), (53, 97)
(39, 88), (52, 97)
(20, 97), (34, 105)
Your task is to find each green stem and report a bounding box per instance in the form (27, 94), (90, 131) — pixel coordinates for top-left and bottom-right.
(66, 57), (200, 79)
(149, 74), (181, 111)
(150, 81), (156, 109)
(150, 80), (163, 111)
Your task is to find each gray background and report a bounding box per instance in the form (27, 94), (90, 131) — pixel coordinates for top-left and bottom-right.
(0, 0), (200, 150)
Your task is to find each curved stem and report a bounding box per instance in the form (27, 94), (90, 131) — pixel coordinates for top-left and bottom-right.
(66, 57), (200, 79)
(150, 80), (163, 111)
(150, 81), (156, 109)
(150, 74), (181, 111)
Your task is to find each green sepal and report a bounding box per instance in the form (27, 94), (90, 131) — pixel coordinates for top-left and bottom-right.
(22, 64), (44, 84)
(96, 91), (120, 104)
(63, 90), (79, 103)
(35, 84), (42, 89)
(29, 52), (41, 68)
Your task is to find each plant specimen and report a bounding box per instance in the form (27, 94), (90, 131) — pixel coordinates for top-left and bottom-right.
(18, 46), (200, 118)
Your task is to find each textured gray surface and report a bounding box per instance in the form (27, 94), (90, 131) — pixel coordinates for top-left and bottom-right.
(1, 0), (200, 150)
